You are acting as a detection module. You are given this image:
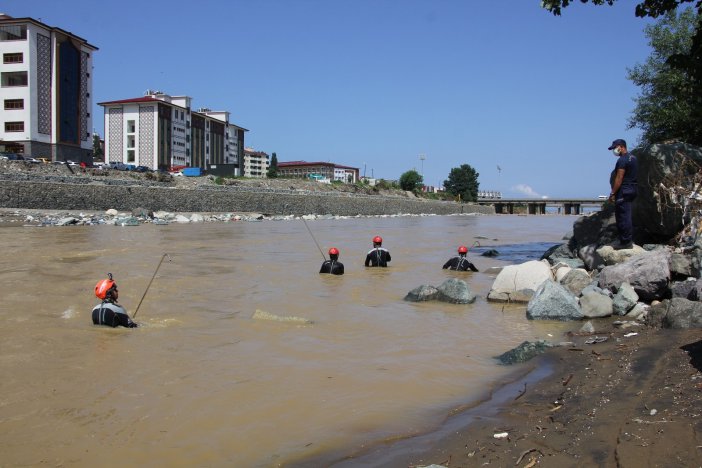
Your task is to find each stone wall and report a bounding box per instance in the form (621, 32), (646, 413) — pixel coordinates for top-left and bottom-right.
(0, 180), (494, 216)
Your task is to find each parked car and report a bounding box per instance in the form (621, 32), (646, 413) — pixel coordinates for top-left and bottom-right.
(110, 162), (130, 171)
(24, 157), (41, 163)
(6, 154), (25, 161)
(66, 160), (79, 167)
(52, 160), (66, 165)
(134, 165), (151, 172)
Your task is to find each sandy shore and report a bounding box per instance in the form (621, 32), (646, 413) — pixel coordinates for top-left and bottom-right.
(397, 322), (702, 467)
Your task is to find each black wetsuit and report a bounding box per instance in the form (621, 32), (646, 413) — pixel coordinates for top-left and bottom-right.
(442, 255), (478, 272)
(92, 301), (138, 328)
(320, 259), (345, 275)
(365, 247), (391, 267)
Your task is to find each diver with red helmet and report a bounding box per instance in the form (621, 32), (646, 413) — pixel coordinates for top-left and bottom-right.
(365, 235), (391, 267)
(91, 273), (138, 328)
(320, 247), (345, 275)
(443, 245), (478, 272)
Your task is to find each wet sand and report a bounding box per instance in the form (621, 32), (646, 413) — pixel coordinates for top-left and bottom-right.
(399, 323), (702, 467)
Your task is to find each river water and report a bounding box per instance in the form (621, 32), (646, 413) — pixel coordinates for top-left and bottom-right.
(0, 214), (576, 467)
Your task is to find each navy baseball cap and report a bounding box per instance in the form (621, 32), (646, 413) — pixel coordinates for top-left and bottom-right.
(608, 139), (626, 150)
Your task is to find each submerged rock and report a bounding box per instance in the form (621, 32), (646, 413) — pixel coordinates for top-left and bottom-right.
(436, 278), (476, 304)
(497, 340), (553, 365)
(404, 285), (439, 302)
(488, 260), (553, 303)
(252, 309), (313, 324)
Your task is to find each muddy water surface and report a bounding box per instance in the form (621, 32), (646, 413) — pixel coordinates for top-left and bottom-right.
(0, 214), (576, 466)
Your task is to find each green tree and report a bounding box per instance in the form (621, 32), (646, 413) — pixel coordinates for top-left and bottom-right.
(399, 169), (424, 191)
(92, 133), (103, 161)
(443, 164), (479, 202)
(627, 8), (699, 144)
(267, 152), (278, 178)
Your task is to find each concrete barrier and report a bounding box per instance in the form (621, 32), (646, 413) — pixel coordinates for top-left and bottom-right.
(0, 180), (494, 216)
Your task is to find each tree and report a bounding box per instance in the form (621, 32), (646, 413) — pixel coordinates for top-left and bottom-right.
(92, 133), (103, 161)
(541, 0), (698, 18)
(627, 8), (699, 144)
(267, 152), (278, 178)
(399, 169), (423, 191)
(444, 164), (479, 202)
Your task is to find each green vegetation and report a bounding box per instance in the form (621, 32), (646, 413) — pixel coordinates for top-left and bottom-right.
(267, 152), (278, 178)
(443, 164), (479, 202)
(399, 169), (423, 191)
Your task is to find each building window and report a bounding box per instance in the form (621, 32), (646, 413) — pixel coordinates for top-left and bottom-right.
(127, 150), (135, 162)
(4, 121), (24, 132)
(127, 135), (135, 149)
(3, 52), (23, 64)
(127, 120), (136, 133)
(4, 99), (23, 110)
(1, 71), (28, 87)
(0, 25), (27, 41)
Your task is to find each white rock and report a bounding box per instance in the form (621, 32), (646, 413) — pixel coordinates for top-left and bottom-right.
(490, 260), (553, 296)
(174, 215), (191, 223)
(105, 209), (118, 216)
(555, 265), (572, 282)
(190, 213), (204, 223)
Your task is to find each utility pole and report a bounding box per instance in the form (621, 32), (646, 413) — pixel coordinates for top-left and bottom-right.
(419, 153), (426, 178)
(363, 162), (366, 178)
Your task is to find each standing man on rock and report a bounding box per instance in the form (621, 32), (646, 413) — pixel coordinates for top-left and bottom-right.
(607, 138), (638, 250)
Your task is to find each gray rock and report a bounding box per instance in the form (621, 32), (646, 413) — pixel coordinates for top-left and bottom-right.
(647, 298), (702, 329)
(571, 208), (618, 249)
(598, 250), (671, 302)
(486, 288), (534, 303)
(114, 216), (139, 226)
(481, 249), (499, 257)
(626, 302), (648, 320)
(131, 207), (152, 218)
(541, 243), (576, 265)
(560, 269), (592, 296)
(579, 321), (595, 334)
(671, 278), (698, 299)
(596, 244), (646, 266)
(174, 214), (191, 223)
(670, 252), (700, 278)
(581, 282), (613, 298)
(612, 282), (639, 316)
(436, 278), (476, 304)
(404, 285), (439, 302)
(578, 243), (606, 271)
(57, 217), (78, 226)
(580, 291), (613, 318)
(526, 280), (583, 321)
(496, 340), (553, 365)
(190, 213), (205, 223)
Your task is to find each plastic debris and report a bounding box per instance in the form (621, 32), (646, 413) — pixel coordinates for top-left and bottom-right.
(493, 432), (509, 439)
(584, 336), (609, 345)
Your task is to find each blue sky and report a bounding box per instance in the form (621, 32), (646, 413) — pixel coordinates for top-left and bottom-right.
(5, 0), (655, 197)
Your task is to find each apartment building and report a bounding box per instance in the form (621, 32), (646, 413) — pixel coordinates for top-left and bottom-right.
(99, 90), (247, 174)
(0, 14), (97, 162)
(243, 147), (269, 178)
(277, 161), (359, 183)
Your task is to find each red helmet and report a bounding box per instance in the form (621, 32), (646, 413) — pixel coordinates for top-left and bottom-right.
(328, 247), (339, 256)
(95, 278), (116, 300)
(373, 236), (383, 244)
(458, 245), (468, 254)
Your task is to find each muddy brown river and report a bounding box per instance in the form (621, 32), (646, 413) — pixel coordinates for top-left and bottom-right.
(0, 214), (576, 466)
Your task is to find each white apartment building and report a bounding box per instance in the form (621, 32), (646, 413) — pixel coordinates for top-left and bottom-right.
(243, 147), (269, 178)
(0, 14), (97, 162)
(99, 91), (247, 174)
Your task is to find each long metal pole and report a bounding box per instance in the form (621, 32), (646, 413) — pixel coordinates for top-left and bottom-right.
(133, 253), (170, 318)
(302, 218), (327, 261)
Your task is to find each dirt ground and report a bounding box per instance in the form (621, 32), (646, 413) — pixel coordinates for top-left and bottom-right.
(407, 324), (702, 467)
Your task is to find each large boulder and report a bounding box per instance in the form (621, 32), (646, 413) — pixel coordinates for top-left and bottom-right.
(598, 250), (671, 302)
(526, 280), (583, 321)
(488, 260), (553, 303)
(670, 252), (701, 278)
(436, 279), (476, 304)
(612, 282), (639, 316)
(578, 244), (606, 271)
(404, 285), (439, 302)
(647, 298), (702, 329)
(541, 243), (577, 265)
(560, 269), (592, 296)
(496, 340), (553, 365)
(632, 142), (702, 243)
(571, 207), (618, 249)
(670, 278), (698, 299)
(580, 291), (613, 318)
(596, 244), (647, 266)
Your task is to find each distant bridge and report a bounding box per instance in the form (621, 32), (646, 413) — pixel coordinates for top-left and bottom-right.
(476, 198), (606, 215)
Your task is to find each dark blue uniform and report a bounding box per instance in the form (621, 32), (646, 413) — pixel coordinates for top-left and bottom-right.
(92, 301), (137, 328)
(442, 255), (478, 272)
(613, 153), (638, 244)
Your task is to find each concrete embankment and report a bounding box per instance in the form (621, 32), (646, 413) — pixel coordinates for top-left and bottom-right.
(0, 180), (494, 216)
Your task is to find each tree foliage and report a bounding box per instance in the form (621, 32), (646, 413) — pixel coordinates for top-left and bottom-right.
(541, 0), (699, 18)
(443, 164), (479, 202)
(92, 134), (103, 160)
(267, 152), (278, 178)
(627, 8), (699, 144)
(399, 169), (423, 191)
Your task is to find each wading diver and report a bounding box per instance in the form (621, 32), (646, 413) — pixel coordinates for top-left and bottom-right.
(320, 247), (345, 275)
(92, 273), (138, 328)
(365, 235), (391, 267)
(443, 245), (478, 272)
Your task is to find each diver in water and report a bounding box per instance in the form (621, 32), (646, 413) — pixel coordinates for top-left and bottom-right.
(92, 273), (138, 328)
(320, 247), (345, 275)
(365, 235), (391, 267)
(443, 245), (478, 272)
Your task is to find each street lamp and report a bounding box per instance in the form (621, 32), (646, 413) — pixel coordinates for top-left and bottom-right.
(419, 153), (426, 178)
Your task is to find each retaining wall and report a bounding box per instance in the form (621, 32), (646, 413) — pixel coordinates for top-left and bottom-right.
(0, 180), (495, 216)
